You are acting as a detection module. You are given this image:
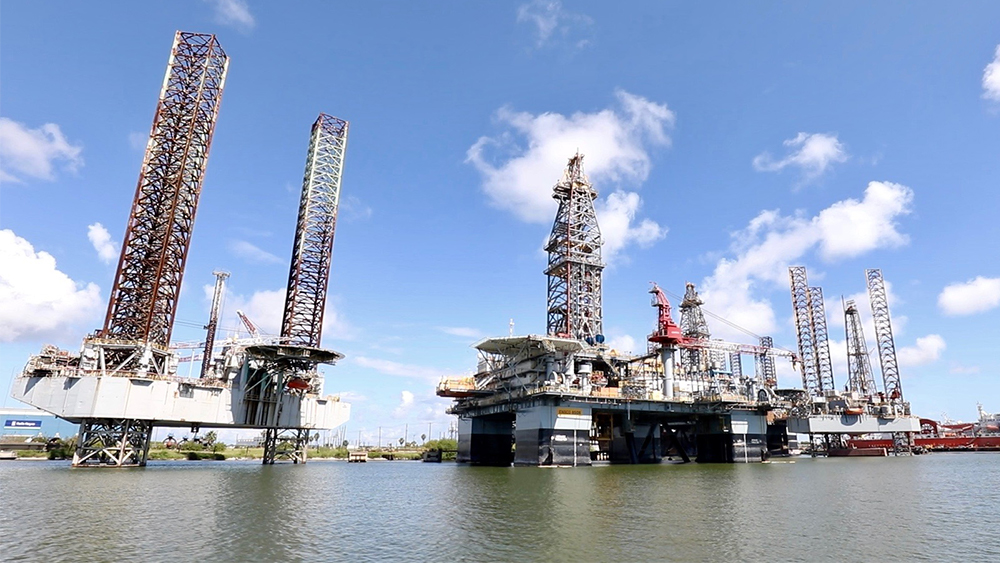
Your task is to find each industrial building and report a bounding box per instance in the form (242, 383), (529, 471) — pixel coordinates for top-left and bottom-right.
(9, 31), (350, 467)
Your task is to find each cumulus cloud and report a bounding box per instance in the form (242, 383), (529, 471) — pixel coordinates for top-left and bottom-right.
(897, 334), (946, 368)
(467, 89), (673, 262)
(229, 240), (284, 265)
(938, 276), (1000, 316)
(753, 132), (848, 183)
(0, 229), (102, 342)
(516, 0), (592, 48)
(87, 223), (118, 264)
(698, 181), (913, 339)
(984, 45), (1000, 101)
(207, 0), (255, 32)
(223, 287), (353, 341)
(0, 118), (83, 183)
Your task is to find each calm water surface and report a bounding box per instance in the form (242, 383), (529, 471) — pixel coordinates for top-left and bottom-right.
(1, 454), (997, 562)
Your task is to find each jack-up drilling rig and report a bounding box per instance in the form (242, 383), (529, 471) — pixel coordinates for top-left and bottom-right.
(11, 33), (350, 467)
(785, 266), (917, 455)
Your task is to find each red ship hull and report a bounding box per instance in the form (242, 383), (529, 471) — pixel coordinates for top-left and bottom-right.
(847, 436), (1000, 451)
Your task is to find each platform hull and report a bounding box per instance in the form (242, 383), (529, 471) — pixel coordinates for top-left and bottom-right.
(787, 414), (920, 434)
(11, 375), (349, 430)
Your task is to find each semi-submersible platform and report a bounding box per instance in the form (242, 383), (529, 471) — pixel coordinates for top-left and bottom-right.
(437, 154), (919, 466)
(10, 32), (350, 466)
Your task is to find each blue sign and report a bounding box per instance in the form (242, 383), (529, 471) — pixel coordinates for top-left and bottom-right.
(4, 419), (42, 429)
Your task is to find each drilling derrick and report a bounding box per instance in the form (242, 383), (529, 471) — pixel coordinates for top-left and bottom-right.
(844, 300), (877, 396)
(679, 282), (711, 374)
(756, 336), (777, 388)
(281, 114), (349, 347)
(545, 153), (604, 341)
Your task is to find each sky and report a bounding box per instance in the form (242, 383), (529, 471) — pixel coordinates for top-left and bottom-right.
(1, 1), (998, 443)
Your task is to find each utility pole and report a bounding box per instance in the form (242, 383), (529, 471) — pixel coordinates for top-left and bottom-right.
(404, 423), (408, 446)
(378, 426), (381, 449)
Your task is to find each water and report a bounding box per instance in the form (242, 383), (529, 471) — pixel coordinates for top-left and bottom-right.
(1, 454), (997, 562)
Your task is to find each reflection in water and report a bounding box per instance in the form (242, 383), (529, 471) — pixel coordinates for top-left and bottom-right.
(2, 455), (998, 562)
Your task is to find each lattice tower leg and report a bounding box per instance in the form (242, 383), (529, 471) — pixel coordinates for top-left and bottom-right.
(72, 418), (153, 467)
(892, 432), (913, 456)
(262, 428), (310, 465)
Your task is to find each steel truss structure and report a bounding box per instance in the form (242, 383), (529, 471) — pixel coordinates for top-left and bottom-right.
(545, 153), (604, 341)
(756, 336), (778, 388)
(281, 114), (349, 347)
(103, 31), (228, 350)
(262, 428), (311, 464)
(866, 269), (911, 455)
(844, 299), (878, 396)
(679, 282), (712, 375)
(808, 286), (836, 393)
(789, 267), (836, 398)
(200, 270), (229, 379)
(866, 269), (903, 405)
(73, 418), (154, 467)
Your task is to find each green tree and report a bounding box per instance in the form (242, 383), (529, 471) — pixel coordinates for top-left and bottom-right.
(203, 431), (218, 446)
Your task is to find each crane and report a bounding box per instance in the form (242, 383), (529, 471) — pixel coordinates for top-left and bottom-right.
(647, 283), (795, 400)
(236, 310), (261, 341)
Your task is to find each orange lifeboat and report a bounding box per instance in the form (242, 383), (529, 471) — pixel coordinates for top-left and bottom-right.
(286, 378), (310, 390)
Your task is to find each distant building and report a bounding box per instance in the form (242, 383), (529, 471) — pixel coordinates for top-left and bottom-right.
(1, 407), (78, 440)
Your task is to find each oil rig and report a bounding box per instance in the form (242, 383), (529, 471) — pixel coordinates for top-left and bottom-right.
(784, 266), (919, 455)
(10, 31), (351, 467)
(438, 154), (812, 465)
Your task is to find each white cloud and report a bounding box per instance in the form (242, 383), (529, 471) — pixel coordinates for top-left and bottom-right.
(897, 334), (946, 368)
(229, 240), (283, 265)
(87, 223), (118, 264)
(467, 89), (673, 262)
(0, 229), (102, 342)
(938, 276), (1000, 316)
(0, 118), (83, 183)
(436, 326), (484, 339)
(699, 181), (913, 339)
(224, 287), (353, 341)
(352, 356), (453, 383)
(753, 132), (848, 182)
(516, 0), (592, 48)
(208, 0), (255, 32)
(392, 390), (416, 418)
(606, 333), (637, 355)
(983, 45), (1000, 101)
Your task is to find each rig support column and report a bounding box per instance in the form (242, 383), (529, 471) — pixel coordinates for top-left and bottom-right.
(696, 411), (767, 463)
(456, 416), (514, 466)
(72, 418), (153, 467)
(514, 405), (592, 466)
(262, 428), (310, 465)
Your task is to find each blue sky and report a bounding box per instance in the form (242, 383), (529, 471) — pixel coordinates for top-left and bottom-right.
(1, 1), (998, 441)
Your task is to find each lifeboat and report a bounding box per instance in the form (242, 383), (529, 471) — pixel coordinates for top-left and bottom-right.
(844, 407), (865, 415)
(286, 378), (310, 390)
